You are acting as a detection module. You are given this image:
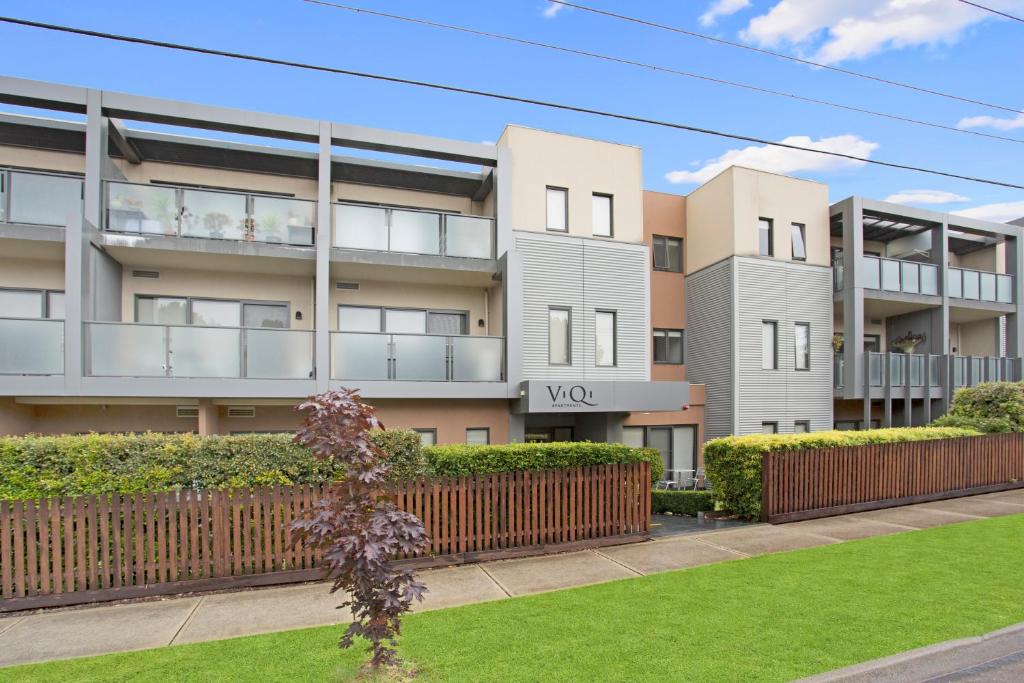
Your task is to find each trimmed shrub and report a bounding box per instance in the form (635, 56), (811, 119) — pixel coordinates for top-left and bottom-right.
(704, 426), (981, 519)
(652, 490), (714, 516)
(424, 442), (664, 483)
(932, 382), (1024, 433)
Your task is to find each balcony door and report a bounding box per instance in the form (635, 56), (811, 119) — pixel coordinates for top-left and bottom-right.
(136, 296), (288, 328)
(339, 305), (467, 335)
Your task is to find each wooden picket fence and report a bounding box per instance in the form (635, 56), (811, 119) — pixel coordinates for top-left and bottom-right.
(761, 433), (1024, 523)
(1, 462), (649, 610)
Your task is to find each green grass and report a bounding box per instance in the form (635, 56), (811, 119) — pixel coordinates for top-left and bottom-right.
(5, 514), (1024, 682)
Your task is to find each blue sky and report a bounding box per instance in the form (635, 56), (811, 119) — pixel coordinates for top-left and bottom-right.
(2, 0), (1023, 221)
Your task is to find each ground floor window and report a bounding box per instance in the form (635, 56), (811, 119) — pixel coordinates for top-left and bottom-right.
(525, 426), (574, 443)
(834, 419), (881, 431)
(466, 428), (490, 445)
(412, 428), (437, 445)
(622, 425), (697, 486)
(794, 420), (810, 433)
(761, 422), (778, 434)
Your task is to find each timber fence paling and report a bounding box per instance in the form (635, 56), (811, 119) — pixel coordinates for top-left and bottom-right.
(762, 433), (1024, 523)
(2, 464), (650, 608)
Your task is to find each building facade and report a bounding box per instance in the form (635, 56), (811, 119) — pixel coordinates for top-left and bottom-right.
(2, 75), (1023, 469)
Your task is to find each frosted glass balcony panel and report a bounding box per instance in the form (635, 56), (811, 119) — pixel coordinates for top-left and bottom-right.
(392, 334), (446, 380)
(881, 259), (901, 291)
(997, 275), (1013, 303)
(251, 196), (315, 245)
(445, 215), (493, 258)
(88, 323), (166, 377)
(8, 172), (82, 226)
(451, 336), (503, 381)
(948, 269), (963, 298)
(979, 272), (996, 302)
(920, 264), (938, 295)
(390, 209), (440, 255)
(332, 332), (389, 380)
(334, 204), (387, 250)
(245, 329), (313, 379)
(169, 326), (241, 378)
(0, 319), (63, 375)
(962, 270), (980, 300)
(180, 189), (246, 240)
(106, 182), (178, 235)
(863, 257), (881, 289)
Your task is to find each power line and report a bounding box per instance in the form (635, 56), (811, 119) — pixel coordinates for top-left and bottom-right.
(958, 0), (1024, 23)
(302, 0), (1024, 145)
(1, 15), (1022, 191)
(547, 0), (1024, 115)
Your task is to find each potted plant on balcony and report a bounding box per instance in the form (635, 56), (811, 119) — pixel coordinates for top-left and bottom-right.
(202, 211), (232, 239)
(891, 331), (925, 354)
(256, 214), (284, 243)
(832, 334), (844, 354)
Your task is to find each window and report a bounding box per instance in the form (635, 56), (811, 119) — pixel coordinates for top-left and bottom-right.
(592, 193), (613, 237)
(413, 429), (437, 446)
(834, 420), (859, 431)
(791, 223), (806, 261)
(337, 306), (467, 335)
(137, 296), (187, 325)
(652, 235), (683, 272)
(466, 428), (490, 445)
(794, 421), (810, 434)
(338, 305), (382, 332)
(621, 426), (645, 448)
(761, 321), (778, 370)
(595, 311), (616, 366)
(546, 186), (567, 232)
(0, 288), (65, 319)
(549, 307), (571, 365)
(653, 329), (684, 364)
(794, 323), (810, 371)
(137, 296), (289, 328)
(47, 292), (65, 320)
(758, 218), (774, 256)
(191, 300), (241, 327)
(622, 425), (697, 481)
(761, 422), (778, 434)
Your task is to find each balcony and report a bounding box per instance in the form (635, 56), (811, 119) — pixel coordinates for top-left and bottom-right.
(85, 322), (314, 379)
(331, 332), (503, 382)
(0, 168), (82, 228)
(835, 351), (1020, 392)
(947, 267), (1013, 303)
(104, 181), (316, 247)
(333, 202), (494, 260)
(863, 256), (938, 295)
(0, 318), (63, 375)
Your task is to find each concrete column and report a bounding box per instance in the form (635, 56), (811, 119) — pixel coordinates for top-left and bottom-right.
(314, 122), (332, 394)
(883, 352), (893, 427)
(902, 353), (912, 427)
(197, 400), (219, 435)
(508, 412), (525, 444)
(504, 250), (524, 397)
(922, 354), (933, 424)
(1005, 235), (1024, 357)
(840, 198), (865, 399)
(605, 413), (625, 443)
(931, 221), (950, 358)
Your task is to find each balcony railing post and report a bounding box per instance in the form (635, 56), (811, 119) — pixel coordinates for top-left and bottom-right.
(163, 325), (172, 377)
(240, 327), (248, 379)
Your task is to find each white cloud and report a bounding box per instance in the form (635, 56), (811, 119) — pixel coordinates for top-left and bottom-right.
(541, 2), (565, 18)
(740, 0), (1024, 64)
(665, 134), (878, 185)
(952, 201), (1024, 224)
(883, 189), (970, 205)
(957, 113), (1024, 131)
(699, 0), (751, 27)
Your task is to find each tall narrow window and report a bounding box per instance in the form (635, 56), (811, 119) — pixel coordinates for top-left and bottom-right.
(791, 222), (807, 261)
(795, 322), (810, 370)
(546, 186), (567, 232)
(592, 193), (613, 237)
(759, 218), (774, 256)
(762, 320), (778, 370)
(652, 235), (683, 272)
(549, 307), (571, 365)
(653, 329), (684, 364)
(595, 310), (616, 366)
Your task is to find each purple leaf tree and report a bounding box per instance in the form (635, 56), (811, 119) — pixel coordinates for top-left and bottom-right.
(290, 389), (429, 669)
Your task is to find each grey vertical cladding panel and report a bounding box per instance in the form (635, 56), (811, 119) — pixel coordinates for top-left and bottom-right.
(684, 260), (734, 440)
(515, 232), (649, 381)
(736, 259), (833, 434)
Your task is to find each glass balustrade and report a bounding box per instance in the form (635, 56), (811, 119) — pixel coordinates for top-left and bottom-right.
(862, 256), (938, 295)
(948, 267), (1013, 303)
(1, 169), (83, 227)
(833, 354), (844, 388)
(332, 202), (494, 258)
(331, 332), (504, 381)
(929, 355), (940, 386)
(0, 318), (64, 375)
(86, 323), (314, 379)
(104, 182), (316, 246)
(869, 352), (883, 386)
(909, 355), (924, 387)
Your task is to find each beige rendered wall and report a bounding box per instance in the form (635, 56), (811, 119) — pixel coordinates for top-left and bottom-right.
(333, 182), (480, 216)
(0, 258), (64, 291)
(0, 146), (85, 174)
(113, 159), (318, 200)
(498, 125), (643, 243)
(330, 279), (498, 334)
(954, 319), (998, 356)
(644, 191), (687, 382)
(684, 169), (736, 273)
(121, 267), (315, 329)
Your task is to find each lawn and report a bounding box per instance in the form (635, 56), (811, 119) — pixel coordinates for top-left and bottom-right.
(5, 514), (1024, 682)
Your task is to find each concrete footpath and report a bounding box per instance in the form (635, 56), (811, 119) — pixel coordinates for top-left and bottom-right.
(1, 489), (1023, 669)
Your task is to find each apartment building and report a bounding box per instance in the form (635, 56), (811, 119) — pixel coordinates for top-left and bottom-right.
(0, 76), (694, 467)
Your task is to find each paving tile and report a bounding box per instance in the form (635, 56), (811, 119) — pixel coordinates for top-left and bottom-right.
(785, 516), (913, 541)
(414, 565), (508, 612)
(599, 537), (742, 574)
(854, 506), (978, 529)
(694, 525), (837, 556)
(481, 550), (636, 596)
(0, 617), (23, 638)
(0, 597), (200, 666)
(917, 497), (1024, 518)
(173, 583), (349, 645)
(985, 489), (1024, 505)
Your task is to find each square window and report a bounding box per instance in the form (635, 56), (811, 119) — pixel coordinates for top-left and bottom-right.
(413, 429), (437, 446)
(466, 428), (490, 445)
(794, 421), (810, 434)
(652, 235), (683, 272)
(761, 422), (778, 434)
(653, 329), (683, 364)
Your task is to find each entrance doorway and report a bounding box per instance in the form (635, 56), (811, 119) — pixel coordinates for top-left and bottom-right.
(524, 426), (575, 443)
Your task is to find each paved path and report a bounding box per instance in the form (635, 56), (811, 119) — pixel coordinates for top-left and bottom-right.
(2, 489), (1023, 669)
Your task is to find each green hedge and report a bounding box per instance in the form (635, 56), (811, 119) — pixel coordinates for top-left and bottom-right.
(0, 433), (662, 499)
(423, 442), (664, 483)
(932, 382), (1024, 433)
(652, 490), (714, 516)
(704, 427), (981, 519)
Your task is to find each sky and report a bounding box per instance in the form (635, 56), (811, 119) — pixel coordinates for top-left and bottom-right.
(1, 0), (1023, 222)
